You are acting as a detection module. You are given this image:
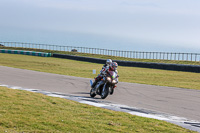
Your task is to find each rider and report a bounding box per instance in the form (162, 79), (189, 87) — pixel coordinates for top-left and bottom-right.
(91, 60), (118, 88)
(91, 59), (112, 88)
(100, 59), (112, 73)
(101, 62), (118, 76)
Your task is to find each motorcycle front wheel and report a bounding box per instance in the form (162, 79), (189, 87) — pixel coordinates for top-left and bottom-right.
(90, 89), (96, 98)
(101, 86), (109, 99)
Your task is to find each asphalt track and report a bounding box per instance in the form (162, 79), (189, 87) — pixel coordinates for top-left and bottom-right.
(1, 66), (200, 131)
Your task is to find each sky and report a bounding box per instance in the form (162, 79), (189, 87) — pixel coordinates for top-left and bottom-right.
(0, 0), (200, 52)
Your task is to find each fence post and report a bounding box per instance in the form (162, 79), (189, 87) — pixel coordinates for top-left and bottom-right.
(195, 54), (197, 62)
(146, 52), (147, 59)
(118, 50), (120, 57)
(163, 52), (165, 60)
(178, 53), (180, 60)
(136, 51), (137, 59)
(153, 52), (154, 59)
(139, 52), (141, 59)
(160, 52), (162, 60)
(182, 53), (184, 61)
(149, 52), (151, 59)
(191, 53), (193, 61)
(174, 53), (176, 60)
(199, 54), (200, 63)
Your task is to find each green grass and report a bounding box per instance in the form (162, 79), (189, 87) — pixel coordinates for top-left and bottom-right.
(1, 46), (200, 65)
(1, 53), (200, 90)
(0, 86), (196, 133)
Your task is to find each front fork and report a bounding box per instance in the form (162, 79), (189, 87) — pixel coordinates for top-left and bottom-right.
(102, 82), (107, 93)
(92, 80), (104, 94)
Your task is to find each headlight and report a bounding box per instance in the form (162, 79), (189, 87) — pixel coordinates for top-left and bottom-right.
(107, 77), (111, 82)
(112, 80), (117, 84)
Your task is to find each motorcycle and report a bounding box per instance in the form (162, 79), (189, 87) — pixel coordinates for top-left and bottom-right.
(90, 70), (119, 99)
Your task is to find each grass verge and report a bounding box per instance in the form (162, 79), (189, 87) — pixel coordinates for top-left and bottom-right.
(0, 53), (200, 90)
(0, 86), (196, 133)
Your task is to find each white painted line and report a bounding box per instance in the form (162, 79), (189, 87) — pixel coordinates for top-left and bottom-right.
(0, 84), (9, 87)
(47, 94), (68, 99)
(128, 111), (170, 121)
(79, 101), (107, 107)
(10, 86), (22, 89)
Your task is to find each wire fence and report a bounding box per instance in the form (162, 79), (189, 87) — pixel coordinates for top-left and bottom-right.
(1, 42), (200, 62)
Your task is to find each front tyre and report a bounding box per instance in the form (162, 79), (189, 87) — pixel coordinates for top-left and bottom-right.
(90, 89), (96, 98)
(101, 86), (109, 99)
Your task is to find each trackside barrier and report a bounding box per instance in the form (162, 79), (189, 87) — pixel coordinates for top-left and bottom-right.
(0, 49), (52, 57)
(1, 42), (200, 62)
(53, 53), (200, 73)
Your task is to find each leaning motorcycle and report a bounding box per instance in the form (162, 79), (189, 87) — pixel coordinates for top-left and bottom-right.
(90, 71), (119, 99)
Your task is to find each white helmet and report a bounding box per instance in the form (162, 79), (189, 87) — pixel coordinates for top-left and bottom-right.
(106, 59), (112, 65)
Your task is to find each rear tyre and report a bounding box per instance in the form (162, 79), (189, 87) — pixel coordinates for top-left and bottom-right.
(90, 89), (96, 98)
(110, 88), (114, 95)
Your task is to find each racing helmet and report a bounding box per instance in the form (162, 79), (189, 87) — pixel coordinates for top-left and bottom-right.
(110, 62), (118, 71)
(106, 59), (112, 65)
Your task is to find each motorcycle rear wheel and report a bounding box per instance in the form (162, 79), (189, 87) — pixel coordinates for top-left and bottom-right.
(110, 88), (114, 95)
